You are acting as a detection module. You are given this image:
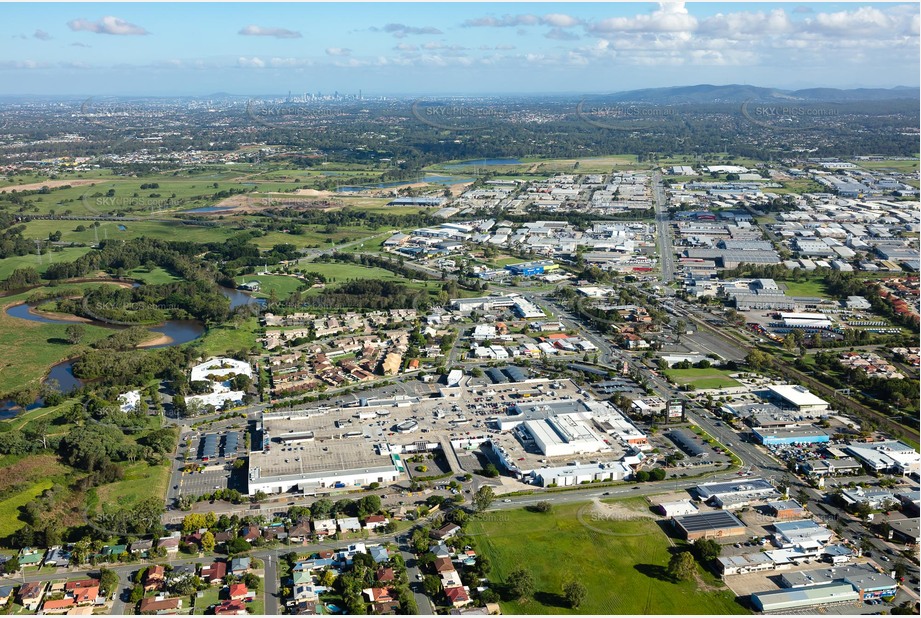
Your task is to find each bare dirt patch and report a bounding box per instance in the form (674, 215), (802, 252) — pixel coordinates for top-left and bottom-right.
(0, 179), (100, 193)
(0, 454), (69, 494)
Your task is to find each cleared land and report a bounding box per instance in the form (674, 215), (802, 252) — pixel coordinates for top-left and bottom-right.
(0, 479), (54, 538)
(781, 280), (831, 298)
(663, 368), (741, 390)
(467, 500), (746, 615)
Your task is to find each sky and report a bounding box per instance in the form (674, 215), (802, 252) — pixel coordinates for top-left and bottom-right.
(0, 2), (918, 96)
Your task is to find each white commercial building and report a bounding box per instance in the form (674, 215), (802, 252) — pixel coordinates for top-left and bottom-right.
(523, 413), (608, 457)
(763, 385), (830, 413)
(531, 461), (631, 487)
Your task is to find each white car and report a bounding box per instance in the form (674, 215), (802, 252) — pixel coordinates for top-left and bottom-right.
(502, 499), (511, 503)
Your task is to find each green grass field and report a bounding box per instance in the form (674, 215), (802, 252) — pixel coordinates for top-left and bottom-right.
(196, 317), (261, 357)
(0, 247), (94, 280)
(20, 219), (237, 244)
(851, 159), (919, 173)
(299, 262), (415, 284)
(94, 459), (171, 513)
(129, 266), (183, 285)
(780, 280), (831, 298)
(234, 274), (306, 300)
(467, 501), (746, 615)
(192, 586), (221, 614)
(663, 368), (741, 390)
(0, 479), (54, 538)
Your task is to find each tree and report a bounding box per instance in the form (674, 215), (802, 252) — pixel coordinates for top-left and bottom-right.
(201, 531), (215, 552)
(563, 580), (586, 609)
(98, 568), (119, 596)
(66, 324), (86, 345)
(506, 568), (534, 601)
(634, 470), (650, 482)
(649, 468), (666, 481)
(534, 501), (552, 513)
(3, 556), (20, 574)
(357, 494), (382, 518)
(693, 538), (721, 562)
(667, 551), (696, 582)
(422, 574), (441, 598)
(473, 486), (495, 513)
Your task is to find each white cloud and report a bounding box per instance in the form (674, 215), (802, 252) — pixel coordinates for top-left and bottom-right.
(237, 56), (265, 68)
(67, 16), (149, 36)
(378, 23), (443, 38)
(546, 28), (580, 41)
(325, 47), (351, 57)
(33, 29), (52, 41)
(0, 60), (50, 69)
(588, 2), (697, 34)
(542, 14), (581, 28)
(238, 25), (302, 39)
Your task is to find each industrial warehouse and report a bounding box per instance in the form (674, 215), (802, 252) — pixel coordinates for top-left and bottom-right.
(247, 377), (650, 494)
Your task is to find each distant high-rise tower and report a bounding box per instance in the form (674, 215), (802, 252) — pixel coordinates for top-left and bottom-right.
(359, 89), (362, 100)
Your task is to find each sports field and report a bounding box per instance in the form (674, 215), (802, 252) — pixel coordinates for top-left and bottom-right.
(467, 500), (746, 614)
(663, 368), (741, 390)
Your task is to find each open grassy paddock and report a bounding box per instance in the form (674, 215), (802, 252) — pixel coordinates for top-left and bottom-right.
(663, 368), (741, 390)
(466, 500), (746, 615)
(0, 479), (55, 538)
(780, 279), (832, 298)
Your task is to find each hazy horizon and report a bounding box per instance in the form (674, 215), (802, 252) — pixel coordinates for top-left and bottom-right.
(1, 2), (918, 96)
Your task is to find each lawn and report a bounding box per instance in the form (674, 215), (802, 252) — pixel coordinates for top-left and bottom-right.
(234, 274), (306, 300)
(20, 219), (237, 244)
(466, 500), (746, 615)
(780, 280), (830, 298)
(851, 159), (919, 173)
(94, 459), (171, 513)
(193, 586), (222, 614)
(299, 262), (412, 284)
(663, 368), (741, 390)
(0, 247), (94, 280)
(195, 317), (261, 357)
(129, 266), (182, 285)
(0, 479), (54, 538)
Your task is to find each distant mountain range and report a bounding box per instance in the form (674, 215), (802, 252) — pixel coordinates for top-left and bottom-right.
(594, 84), (919, 104)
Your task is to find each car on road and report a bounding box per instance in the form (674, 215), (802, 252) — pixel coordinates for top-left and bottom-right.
(502, 499), (511, 503)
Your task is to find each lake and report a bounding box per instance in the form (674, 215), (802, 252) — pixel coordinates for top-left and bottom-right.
(1, 302), (207, 416)
(443, 158), (523, 168)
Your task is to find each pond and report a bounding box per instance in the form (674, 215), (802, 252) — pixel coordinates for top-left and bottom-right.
(1, 302), (207, 416)
(442, 158), (523, 167)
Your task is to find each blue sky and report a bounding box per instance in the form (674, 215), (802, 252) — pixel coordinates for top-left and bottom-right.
(0, 2), (918, 95)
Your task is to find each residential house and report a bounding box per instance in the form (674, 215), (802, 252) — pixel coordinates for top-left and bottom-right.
(129, 539), (153, 555)
(431, 523), (461, 540)
(369, 546), (389, 564)
(144, 565), (166, 592)
(241, 525), (261, 543)
(18, 547), (43, 568)
(138, 596), (183, 615)
(363, 515), (389, 531)
(288, 520), (313, 544)
(157, 535), (180, 555)
(44, 546), (71, 568)
(228, 583), (250, 602)
(214, 600), (247, 616)
(312, 519), (337, 537)
(18, 581), (45, 612)
(0, 585), (14, 607)
(444, 586), (471, 608)
(375, 567), (395, 583)
(230, 557), (251, 575)
(362, 588), (399, 614)
(41, 597), (76, 614)
(337, 517), (361, 533)
(201, 561), (227, 585)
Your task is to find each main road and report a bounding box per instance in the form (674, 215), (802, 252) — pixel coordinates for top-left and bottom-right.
(651, 170), (675, 285)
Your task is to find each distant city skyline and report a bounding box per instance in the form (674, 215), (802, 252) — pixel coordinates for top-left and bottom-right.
(0, 2), (918, 96)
